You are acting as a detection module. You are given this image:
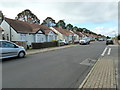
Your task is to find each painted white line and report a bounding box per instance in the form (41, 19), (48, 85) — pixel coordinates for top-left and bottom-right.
(107, 48), (111, 55)
(101, 46), (108, 56)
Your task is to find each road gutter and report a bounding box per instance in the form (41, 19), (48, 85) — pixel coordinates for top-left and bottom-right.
(26, 45), (75, 55)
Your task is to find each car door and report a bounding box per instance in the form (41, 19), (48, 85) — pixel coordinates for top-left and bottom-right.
(2, 41), (19, 58)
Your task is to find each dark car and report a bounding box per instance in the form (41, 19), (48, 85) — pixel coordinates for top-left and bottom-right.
(106, 39), (114, 45)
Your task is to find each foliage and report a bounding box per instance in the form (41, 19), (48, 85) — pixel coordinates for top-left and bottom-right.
(41, 17), (56, 27)
(72, 26), (78, 31)
(66, 24), (73, 30)
(56, 20), (66, 29)
(16, 9), (40, 24)
(0, 11), (4, 24)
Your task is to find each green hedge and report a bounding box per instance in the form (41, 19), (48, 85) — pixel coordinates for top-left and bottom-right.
(32, 41), (59, 49)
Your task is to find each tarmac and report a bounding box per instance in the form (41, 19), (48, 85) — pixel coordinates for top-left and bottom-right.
(26, 45), (75, 55)
(26, 41), (119, 89)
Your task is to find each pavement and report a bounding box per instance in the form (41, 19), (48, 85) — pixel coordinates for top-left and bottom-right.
(26, 45), (75, 55)
(79, 42), (119, 89)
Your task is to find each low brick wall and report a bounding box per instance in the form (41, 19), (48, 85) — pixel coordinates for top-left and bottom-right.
(32, 41), (59, 49)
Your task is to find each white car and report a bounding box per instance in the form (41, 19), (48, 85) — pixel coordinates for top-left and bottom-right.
(0, 40), (26, 59)
(79, 38), (90, 45)
(58, 39), (68, 45)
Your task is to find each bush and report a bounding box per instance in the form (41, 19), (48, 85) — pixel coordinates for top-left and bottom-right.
(32, 41), (59, 49)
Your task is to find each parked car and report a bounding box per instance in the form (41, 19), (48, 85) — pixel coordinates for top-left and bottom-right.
(106, 39), (114, 45)
(0, 40), (26, 59)
(79, 37), (90, 45)
(58, 39), (68, 45)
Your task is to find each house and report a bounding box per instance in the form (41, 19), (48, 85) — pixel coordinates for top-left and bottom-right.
(0, 18), (58, 46)
(0, 27), (3, 40)
(70, 30), (79, 42)
(50, 27), (73, 43)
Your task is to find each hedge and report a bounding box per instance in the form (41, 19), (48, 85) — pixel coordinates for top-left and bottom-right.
(32, 41), (59, 49)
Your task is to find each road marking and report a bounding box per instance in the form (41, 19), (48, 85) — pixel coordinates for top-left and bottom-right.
(101, 46), (108, 56)
(107, 48), (111, 55)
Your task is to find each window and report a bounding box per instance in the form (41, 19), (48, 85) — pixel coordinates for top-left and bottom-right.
(2, 41), (15, 48)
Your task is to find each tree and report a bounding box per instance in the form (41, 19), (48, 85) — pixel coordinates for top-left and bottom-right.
(0, 11), (4, 24)
(56, 20), (66, 29)
(16, 9), (40, 24)
(41, 17), (56, 27)
(72, 26), (78, 31)
(66, 24), (73, 30)
(77, 28), (83, 32)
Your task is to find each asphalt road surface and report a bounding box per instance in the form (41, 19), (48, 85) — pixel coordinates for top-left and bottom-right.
(2, 41), (107, 88)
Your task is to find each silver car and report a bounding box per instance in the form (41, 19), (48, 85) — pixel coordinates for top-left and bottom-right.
(0, 40), (26, 59)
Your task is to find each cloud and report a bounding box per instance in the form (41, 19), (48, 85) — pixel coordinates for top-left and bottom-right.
(0, 0), (118, 36)
(0, 1), (117, 24)
(93, 26), (118, 36)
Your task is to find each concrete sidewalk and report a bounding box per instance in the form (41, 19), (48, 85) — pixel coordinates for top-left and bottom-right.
(79, 56), (117, 89)
(26, 45), (75, 55)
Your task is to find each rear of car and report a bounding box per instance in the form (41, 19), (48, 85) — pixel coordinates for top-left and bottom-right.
(106, 39), (114, 45)
(0, 40), (26, 59)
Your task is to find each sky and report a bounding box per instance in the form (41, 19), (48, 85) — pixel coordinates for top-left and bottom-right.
(0, 0), (118, 37)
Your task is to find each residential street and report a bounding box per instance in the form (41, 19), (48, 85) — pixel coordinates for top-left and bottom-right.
(3, 41), (108, 88)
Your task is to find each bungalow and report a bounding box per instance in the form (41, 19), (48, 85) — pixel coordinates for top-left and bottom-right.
(50, 27), (73, 43)
(0, 18), (58, 46)
(0, 27), (3, 40)
(70, 30), (79, 42)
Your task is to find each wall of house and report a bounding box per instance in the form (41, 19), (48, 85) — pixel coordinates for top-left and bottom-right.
(19, 33), (35, 45)
(0, 20), (19, 41)
(35, 33), (46, 43)
(50, 27), (63, 40)
(68, 34), (73, 41)
(47, 31), (58, 42)
(0, 20), (35, 45)
(74, 34), (79, 42)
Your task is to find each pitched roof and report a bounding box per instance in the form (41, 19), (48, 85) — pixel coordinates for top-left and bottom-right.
(53, 27), (72, 36)
(73, 31), (84, 37)
(5, 18), (54, 34)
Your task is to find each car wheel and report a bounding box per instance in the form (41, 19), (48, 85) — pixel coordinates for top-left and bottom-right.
(18, 51), (25, 58)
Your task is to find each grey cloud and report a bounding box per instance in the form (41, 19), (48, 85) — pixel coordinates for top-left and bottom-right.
(50, 2), (117, 23)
